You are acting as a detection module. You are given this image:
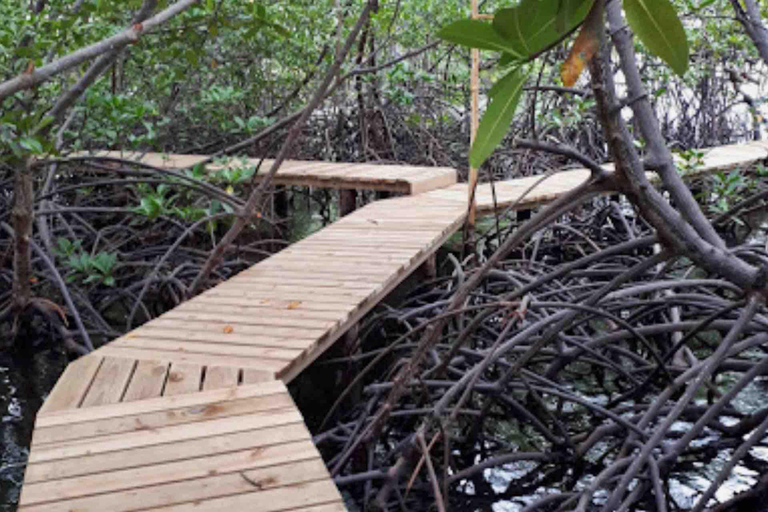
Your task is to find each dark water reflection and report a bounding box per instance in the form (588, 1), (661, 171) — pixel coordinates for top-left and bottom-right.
(0, 350), (66, 512)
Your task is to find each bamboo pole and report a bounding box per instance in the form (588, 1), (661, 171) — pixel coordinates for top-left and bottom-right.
(468, 0), (480, 228)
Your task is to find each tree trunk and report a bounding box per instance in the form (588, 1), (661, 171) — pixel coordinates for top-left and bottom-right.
(12, 159), (34, 313)
(731, 0), (768, 66)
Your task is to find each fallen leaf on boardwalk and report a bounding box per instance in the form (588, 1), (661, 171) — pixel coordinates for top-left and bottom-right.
(223, 325), (234, 333)
(125, 332), (137, 339)
(287, 301), (302, 309)
(260, 299), (270, 305)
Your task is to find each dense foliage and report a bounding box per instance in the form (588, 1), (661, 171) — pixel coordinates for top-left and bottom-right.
(1, 0), (768, 510)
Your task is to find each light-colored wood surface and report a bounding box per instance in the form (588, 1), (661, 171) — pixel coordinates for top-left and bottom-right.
(82, 150), (457, 194)
(425, 141), (768, 213)
(24, 141), (768, 511)
(20, 381), (343, 512)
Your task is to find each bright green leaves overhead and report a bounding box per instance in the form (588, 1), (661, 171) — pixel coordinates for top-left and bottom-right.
(470, 68), (528, 168)
(438, 0), (596, 168)
(437, 0), (691, 168)
(437, 19), (523, 58)
(624, 0), (689, 76)
(492, 0), (593, 60)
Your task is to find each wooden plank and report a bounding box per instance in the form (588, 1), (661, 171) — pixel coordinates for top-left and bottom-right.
(158, 307), (339, 329)
(138, 318), (333, 339)
(80, 357), (136, 408)
(242, 369), (274, 384)
(37, 380), (287, 427)
(118, 329), (317, 350)
(30, 409), (302, 464)
(24, 421), (309, 484)
(39, 355), (103, 413)
(114, 337), (304, 361)
(94, 346), (286, 373)
(163, 362), (203, 396)
(202, 366), (240, 391)
(33, 391), (295, 445)
(22, 459), (334, 511)
(199, 289), (370, 306)
(203, 281), (376, 300)
(225, 275), (381, 289)
(174, 300), (347, 319)
(140, 479), (343, 512)
(251, 258), (409, 272)
(122, 360), (169, 402)
(20, 439), (321, 505)
(190, 295), (355, 313)
(237, 265), (397, 279)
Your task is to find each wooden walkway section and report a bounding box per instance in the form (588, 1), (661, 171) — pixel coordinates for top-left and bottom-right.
(20, 141), (768, 511)
(88, 150), (458, 194)
(425, 142), (768, 212)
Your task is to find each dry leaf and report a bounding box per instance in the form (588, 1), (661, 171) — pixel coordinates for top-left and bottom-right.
(24, 61), (35, 74)
(560, 1), (601, 87)
(287, 301), (302, 309)
(29, 276), (38, 284)
(223, 325), (234, 333)
(561, 26), (598, 86)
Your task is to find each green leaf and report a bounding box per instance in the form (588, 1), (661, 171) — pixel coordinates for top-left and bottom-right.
(493, 0), (593, 60)
(19, 136), (43, 154)
(623, 0), (689, 76)
(487, 67), (522, 99)
(437, 19), (523, 58)
(470, 69), (527, 169)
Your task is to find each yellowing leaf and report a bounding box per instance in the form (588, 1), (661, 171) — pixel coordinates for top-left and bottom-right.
(560, 22), (598, 86)
(287, 301), (302, 309)
(223, 325), (234, 333)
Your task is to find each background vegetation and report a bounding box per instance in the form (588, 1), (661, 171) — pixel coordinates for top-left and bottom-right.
(1, 0), (768, 510)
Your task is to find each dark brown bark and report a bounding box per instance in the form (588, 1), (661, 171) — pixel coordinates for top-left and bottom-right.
(11, 159), (34, 313)
(339, 189), (357, 216)
(730, 0), (768, 66)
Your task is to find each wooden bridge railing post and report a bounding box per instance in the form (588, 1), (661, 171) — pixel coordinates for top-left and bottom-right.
(339, 189), (358, 216)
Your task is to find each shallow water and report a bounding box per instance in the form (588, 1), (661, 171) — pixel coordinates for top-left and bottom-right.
(0, 350), (65, 512)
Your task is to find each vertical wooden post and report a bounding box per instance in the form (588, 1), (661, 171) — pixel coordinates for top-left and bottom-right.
(468, 0), (480, 229)
(339, 189), (357, 216)
(418, 253), (438, 280)
(274, 185), (289, 218)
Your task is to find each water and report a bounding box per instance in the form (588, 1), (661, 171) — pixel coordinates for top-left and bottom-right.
(0, 350), (66, 512)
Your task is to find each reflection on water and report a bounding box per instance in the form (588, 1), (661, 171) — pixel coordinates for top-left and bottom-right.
(0, 350), (65, 512)
(0, 361), (32, 512)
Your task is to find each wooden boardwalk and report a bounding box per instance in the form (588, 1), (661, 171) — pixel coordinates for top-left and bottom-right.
(19, 141), (768, 511)
(88, 150), (458, 194)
